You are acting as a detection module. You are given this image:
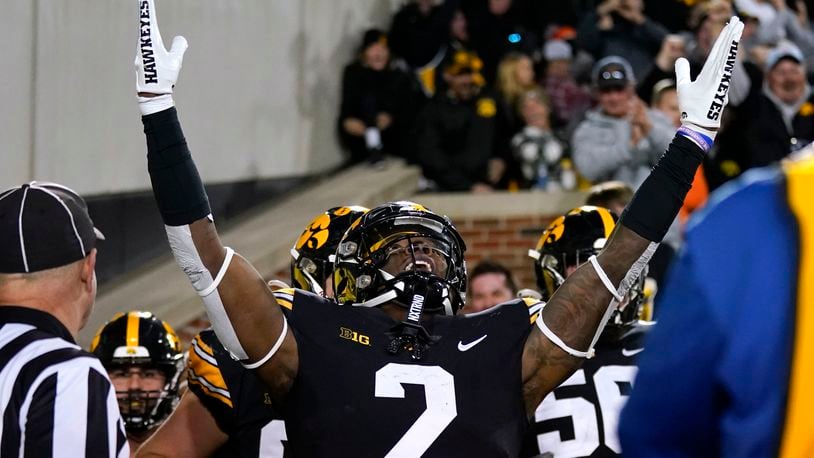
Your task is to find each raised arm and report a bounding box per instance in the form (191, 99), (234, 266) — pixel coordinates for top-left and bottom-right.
(521, 17), (744, 412)
(135, 0), (297, 395)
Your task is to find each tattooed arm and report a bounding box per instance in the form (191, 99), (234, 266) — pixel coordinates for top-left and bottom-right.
(521, 224), (652, 412)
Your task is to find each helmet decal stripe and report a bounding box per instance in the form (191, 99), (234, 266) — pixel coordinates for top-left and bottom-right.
(126, 312), (140, 347)
(162, 321), (181, 352)
(596, 207), (616, 239)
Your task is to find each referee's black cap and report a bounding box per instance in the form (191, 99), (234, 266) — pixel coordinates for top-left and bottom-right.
(0, 181), (104, 274)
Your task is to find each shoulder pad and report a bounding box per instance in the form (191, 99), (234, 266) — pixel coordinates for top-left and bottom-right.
(273, 288), (296, 310)
(187, 331), (233, 408)
(521, 296), (545, 324)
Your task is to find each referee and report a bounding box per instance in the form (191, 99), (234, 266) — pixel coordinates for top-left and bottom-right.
(0, 182), (128, 457)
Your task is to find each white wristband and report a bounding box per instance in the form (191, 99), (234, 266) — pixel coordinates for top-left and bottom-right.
(138, 94), (175, 115)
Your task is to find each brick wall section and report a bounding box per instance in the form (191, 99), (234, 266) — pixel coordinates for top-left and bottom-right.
(460, 214), (557, 291)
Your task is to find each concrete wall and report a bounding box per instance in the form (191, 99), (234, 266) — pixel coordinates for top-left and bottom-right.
(1, 0), (399, 196)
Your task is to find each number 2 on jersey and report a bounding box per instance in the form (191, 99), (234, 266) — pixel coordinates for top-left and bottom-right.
(375, 363), (457, 457)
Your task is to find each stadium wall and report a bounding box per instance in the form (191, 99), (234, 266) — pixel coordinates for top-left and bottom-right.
(0, 0), (399, 196)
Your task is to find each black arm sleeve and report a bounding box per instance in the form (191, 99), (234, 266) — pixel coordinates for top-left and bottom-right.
(620, 134), (704, 242)
(142, 107), (211, 226)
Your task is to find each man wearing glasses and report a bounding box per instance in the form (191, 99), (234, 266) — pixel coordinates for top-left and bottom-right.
(571, 55), (675, 191)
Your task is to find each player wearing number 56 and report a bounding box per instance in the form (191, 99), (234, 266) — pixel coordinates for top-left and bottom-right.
(524, 206), (652, 457)
(134, 0), (743, 455)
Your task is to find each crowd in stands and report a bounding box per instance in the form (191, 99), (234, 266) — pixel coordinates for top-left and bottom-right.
(337, 0), (814, 203)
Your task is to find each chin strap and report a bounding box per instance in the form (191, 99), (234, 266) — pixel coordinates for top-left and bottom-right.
(386, 274), (439, 360)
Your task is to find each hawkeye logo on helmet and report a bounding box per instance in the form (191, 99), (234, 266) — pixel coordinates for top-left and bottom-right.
(539, 216), (566, 249)
(296, 214), (330, 250)
(139, 1), (158, 84)
(339, 327), (370, 346)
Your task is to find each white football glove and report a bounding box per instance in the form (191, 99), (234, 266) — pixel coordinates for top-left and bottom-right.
(675, 16), (744, 147)
(135, 0), (188, 115)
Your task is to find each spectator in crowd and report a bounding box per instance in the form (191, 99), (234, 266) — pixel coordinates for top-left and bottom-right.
(389, 0), (461, 70)
(460, 260), (518, 314)
(737, 0), (814, 71)
(338, 29), (421, 165)
(637, 34), (686, 104)
(577, 0), (669, 79)
(619, 148), (814, 458)
(585, 180), (634, 217)
(91, 311), (184, 454)
(496, 52), (537, 114)
(540, 39), (593, 128)
(719, 43), (814, 175)
(0, 182), (128, 457)
(493, 52), (540, 183)
(510, 88), (576, 190)
(770, 0), (814, 75)
(650, 78), (681, 127)
(643, 0), (693, 32)
(418, 8), (474, 96)
(414, 49), (501, 192)
(571, 56), (674, 189)
(464, 0), (540, 83)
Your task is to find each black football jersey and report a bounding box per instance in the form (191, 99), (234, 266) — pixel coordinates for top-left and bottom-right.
(187, 328), (287, 457)
(276, 289), (540, 457)
(522, 322), (653, 457)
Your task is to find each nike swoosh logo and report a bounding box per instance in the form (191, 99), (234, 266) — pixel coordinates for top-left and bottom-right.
(458, 335), (487, 352)
(622, 348), (644, 357)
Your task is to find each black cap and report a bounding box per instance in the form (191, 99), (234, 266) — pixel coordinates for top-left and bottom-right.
(593, 56), (635, 90)
(360, 29), (387, 52)
(0, 182), (104, 273)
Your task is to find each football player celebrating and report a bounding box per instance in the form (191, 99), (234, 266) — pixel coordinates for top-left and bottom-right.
(91, 311), (184, 456)
(134, 0), (742, 454)
(524, 206), (652, 457)
(137, 206), (367, 457)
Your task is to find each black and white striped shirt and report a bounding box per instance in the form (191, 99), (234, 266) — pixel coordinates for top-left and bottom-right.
(0, 306), (128, 457)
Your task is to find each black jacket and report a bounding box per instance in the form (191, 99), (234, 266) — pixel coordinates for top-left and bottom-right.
(415, 91), (498, 191)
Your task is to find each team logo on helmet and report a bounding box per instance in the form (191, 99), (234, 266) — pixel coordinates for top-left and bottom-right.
(290, 206), (369, 295)
(529, 206), (645, 326)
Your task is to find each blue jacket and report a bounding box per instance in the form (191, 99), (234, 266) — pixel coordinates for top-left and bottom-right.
(618, 167), (799, 457)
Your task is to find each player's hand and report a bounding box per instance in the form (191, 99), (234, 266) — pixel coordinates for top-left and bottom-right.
(135, 0), (188, 115)
(674, 16), (743, 143)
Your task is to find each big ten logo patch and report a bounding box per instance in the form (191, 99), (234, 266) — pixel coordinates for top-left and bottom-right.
(339, 327), (371, 346)
(296, 214), (331, 250)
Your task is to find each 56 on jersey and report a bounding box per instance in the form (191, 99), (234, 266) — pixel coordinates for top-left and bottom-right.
(525, 323), (649, 458)
(530, 365), (637, 457)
